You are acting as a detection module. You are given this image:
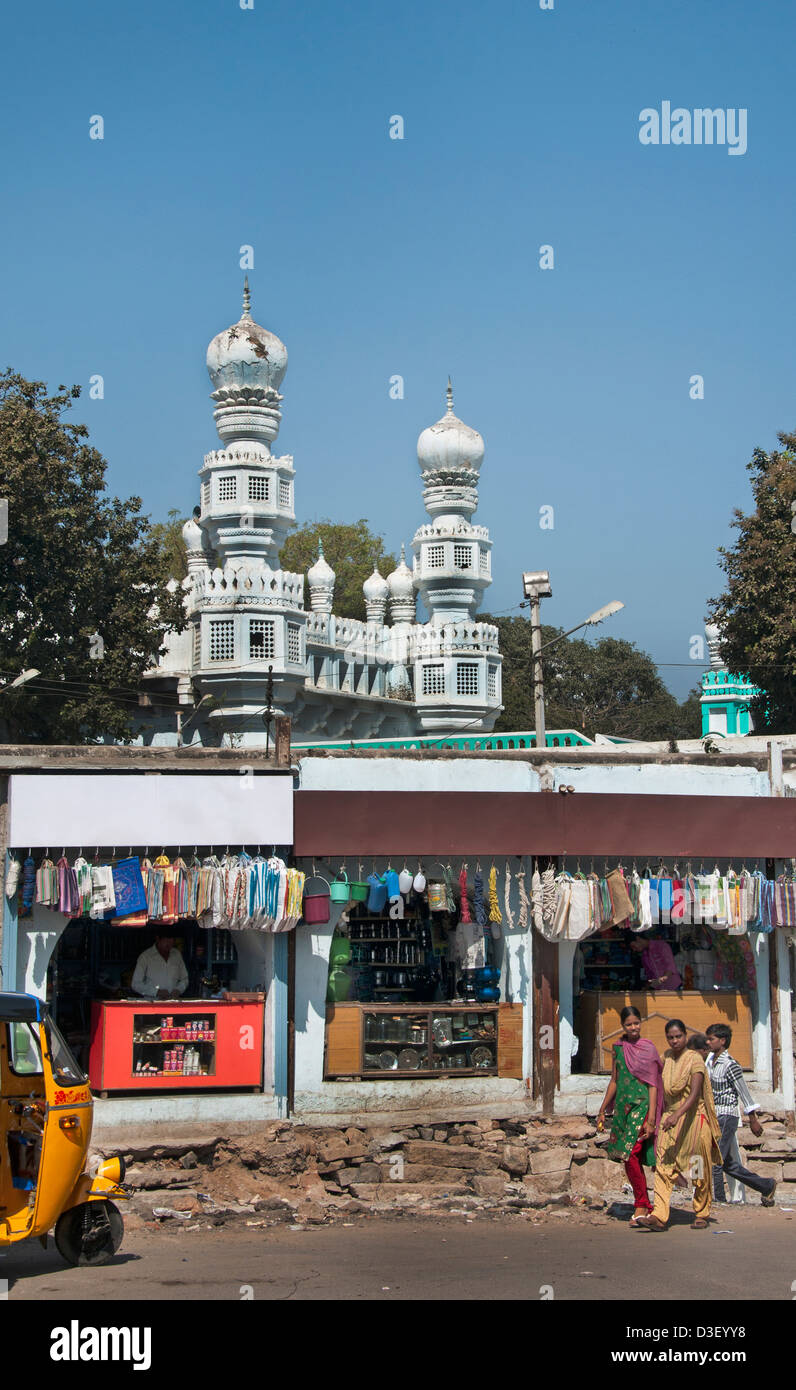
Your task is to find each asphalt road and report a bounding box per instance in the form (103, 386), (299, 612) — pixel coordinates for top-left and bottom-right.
(2, 1205), (794, 1301)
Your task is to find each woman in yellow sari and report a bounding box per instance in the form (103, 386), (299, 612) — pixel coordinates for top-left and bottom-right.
(636, 1018), (722, 1231)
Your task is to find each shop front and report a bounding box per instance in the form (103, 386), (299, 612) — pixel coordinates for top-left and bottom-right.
(293, 785), (796, 1119)
(1, 761), (295, 1121)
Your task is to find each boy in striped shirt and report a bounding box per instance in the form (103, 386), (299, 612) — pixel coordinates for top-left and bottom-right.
(705, 1024), (777, 1206)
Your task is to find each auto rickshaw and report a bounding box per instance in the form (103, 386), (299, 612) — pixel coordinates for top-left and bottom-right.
(0, 992), (129, 1266)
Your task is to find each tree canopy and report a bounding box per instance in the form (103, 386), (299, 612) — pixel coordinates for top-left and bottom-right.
(0, 371), (185, 743)
(707, 431), (796, 733)
(485, 614), (701, 742)
(280, 518), (396, 623)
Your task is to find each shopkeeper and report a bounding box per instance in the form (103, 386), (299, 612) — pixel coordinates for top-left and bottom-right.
(131, 933), (189, 1000)
(629, 935), (682, 992)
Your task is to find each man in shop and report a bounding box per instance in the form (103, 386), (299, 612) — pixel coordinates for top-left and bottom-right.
(704, 1024), (778, 1208)
(629, 934), (682, 991)
(131, 932), (189, 1000)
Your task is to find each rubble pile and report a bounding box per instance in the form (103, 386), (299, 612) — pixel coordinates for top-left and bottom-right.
(103, 1110), (795, 1229)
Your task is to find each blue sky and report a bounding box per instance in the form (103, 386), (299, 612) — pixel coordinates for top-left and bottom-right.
(3, 0), (795, 698)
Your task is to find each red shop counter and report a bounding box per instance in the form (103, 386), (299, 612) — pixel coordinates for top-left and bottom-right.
(89, 999), (264, 1094)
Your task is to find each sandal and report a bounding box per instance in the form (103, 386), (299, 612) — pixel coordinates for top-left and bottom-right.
(633, 1215), (667, 1232)
(761, 1182), (777, 1208)
(691, 1218), (709, 1229)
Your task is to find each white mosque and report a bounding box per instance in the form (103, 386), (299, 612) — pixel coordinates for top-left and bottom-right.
(142, 283), (503, 745)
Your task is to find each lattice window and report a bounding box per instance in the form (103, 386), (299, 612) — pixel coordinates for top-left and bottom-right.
(422, 663), (445, 696)
(248, 475), (269, 501)
(453, 543), (472, 570)
(249, 619), (275, 660)
(480, 547), (490, 574)
(217, 475), (237, 502)
(201, 481), (211, 512)
(456, 662), (479, 696)
(192, 623), (201, 666)
(488, 665), (498, 699)
(279, 478), (291, 507)
(209, 619), (235, 662)
(426, 544), (445, 570)
(287, 622), (302, 664)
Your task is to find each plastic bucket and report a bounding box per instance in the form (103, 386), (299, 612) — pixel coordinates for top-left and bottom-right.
(302, 876), (331, 924)
(330, 870), (350, 904)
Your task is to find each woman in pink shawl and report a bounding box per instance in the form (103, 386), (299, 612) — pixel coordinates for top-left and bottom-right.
(597, 1006), (663, 1226)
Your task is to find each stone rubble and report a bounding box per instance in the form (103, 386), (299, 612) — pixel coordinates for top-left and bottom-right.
(101, 1110), (795, 1229)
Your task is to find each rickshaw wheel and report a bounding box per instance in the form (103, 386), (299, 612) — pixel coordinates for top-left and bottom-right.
(54, 1201), (124, 1267)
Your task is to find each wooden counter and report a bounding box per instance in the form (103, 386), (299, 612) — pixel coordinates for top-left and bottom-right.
(325, 1002), (523, 1079)
(576, 990), (754, 1073)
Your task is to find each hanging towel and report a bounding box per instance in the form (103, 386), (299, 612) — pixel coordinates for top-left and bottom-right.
(90, 865), (116, 919)
(35, 857), (58, 908)
(549, 873), (571, 941)
(111, 856), (147, 918)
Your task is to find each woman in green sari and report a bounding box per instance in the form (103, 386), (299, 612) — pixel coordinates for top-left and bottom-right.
(597, 1006), (663, 1225)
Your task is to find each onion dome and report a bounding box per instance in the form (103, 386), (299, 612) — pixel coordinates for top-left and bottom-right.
(206, 279), (287, 446)
(307, 540), (336, 615)
(182, 516), (204, 551)
(363, 564), (389, 622)
(387, 544), (416, 624)
(416, 379), (484, 475)
(206, 278), (287, 394)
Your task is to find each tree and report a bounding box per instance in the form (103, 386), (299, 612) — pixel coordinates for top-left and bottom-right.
(485, 614), (701, 741)
(0, 371), (186, 743)
(280, 519), (396, 623)
(707, 431), (796, 732)
(150, 508), (189, 581)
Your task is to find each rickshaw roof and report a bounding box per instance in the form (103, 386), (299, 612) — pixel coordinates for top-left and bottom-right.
(0, 992), (44, 1022)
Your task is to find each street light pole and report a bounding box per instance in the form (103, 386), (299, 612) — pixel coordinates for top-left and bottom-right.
(522, 571), (552, 750)
(529, 592), (546, 750)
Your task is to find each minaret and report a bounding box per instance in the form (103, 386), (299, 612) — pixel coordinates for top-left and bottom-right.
(410, 382), (501, 732)
(200, 279), (295, 565)
(412, 380), (492, 622)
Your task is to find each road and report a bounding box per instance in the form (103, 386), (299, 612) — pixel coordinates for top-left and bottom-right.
(2, 1205), (794, 1301)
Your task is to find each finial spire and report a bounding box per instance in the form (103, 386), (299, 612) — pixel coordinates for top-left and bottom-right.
(242, 275), (251, 318)
(446, 377), (454, 414)
(318, 538), (324, 559)
(400, 542), (406, 564)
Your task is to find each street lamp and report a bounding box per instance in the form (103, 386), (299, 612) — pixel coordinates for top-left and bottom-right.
(0, 669), (40, 692)
(521, 572), (624, 748)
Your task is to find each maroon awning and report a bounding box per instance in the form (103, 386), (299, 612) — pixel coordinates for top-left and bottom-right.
(293, 792), (796, 858)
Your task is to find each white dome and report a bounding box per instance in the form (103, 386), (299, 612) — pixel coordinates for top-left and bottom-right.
(307, 542), (335, 589)
(387, 544), (414, 599)
(182, 516), (204, 550)
(417, 381), (484, 474)
(206, 280), (287, 395)
(363, 565), (389, 601)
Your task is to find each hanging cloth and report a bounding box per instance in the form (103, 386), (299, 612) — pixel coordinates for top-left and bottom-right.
(172, 856), (190, 918)
(503, 861), (515, 930)
(89, 864), (116, 919)
(473, 867), (487, 927)
(565, 877), (593, 940)
(56, 856), (79, 916)
(35, 856), (58, 908)
(443, 863), (457, 915)
(530, 867), (543, 931)
(5, 855), (21, 900)
(458, 864), (472, 923)
(20, 855), (36, 917)
(541, 866), (557, 931)
(516, 864), (530, 930)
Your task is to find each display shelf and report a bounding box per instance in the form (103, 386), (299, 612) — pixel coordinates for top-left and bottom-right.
(89, 999), (263, 1092)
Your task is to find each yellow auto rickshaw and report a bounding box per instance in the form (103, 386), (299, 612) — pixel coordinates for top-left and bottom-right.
(0, 991), (129, 1266)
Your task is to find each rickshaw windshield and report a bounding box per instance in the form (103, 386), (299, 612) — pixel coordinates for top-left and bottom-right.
(6, 1021), (44, 1075)
(43, 1017), (86, 1087)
